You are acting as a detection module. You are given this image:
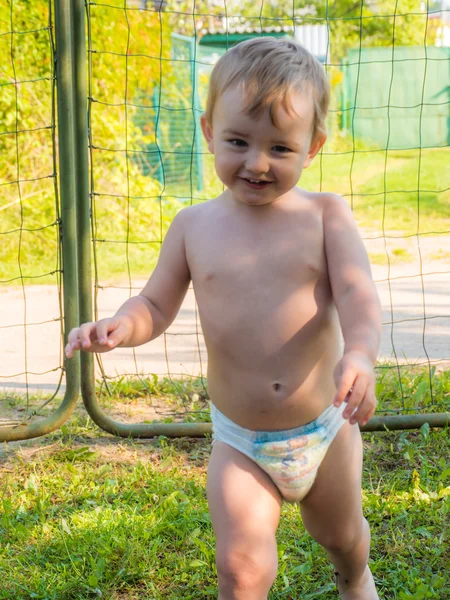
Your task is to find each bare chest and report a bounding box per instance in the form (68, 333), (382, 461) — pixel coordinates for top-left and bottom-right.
(186, 210), (326, 291)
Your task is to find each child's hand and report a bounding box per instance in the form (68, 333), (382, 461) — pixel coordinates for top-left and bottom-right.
(65, 316), (131, 359)
(332, 351), (376, 426)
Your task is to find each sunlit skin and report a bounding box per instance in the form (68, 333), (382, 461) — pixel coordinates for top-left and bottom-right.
(65, 84), (381, 599)
(203, 85), (322, 211)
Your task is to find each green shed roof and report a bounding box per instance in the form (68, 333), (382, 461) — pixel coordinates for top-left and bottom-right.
(199, 29), (292, 47)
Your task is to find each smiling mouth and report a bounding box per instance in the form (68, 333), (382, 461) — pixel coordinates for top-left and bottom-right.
(241, 178), (273, 189)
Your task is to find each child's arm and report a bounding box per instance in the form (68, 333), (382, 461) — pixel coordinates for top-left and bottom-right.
(323, 194), (382, 426)
(65, 209), (191, 358)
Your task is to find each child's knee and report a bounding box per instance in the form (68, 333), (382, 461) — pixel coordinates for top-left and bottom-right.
(314, 517), (370, 554)
(216, 544), (278, 594)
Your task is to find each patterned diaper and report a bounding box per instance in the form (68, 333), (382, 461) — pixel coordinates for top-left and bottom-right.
(210, 402), (346, 503)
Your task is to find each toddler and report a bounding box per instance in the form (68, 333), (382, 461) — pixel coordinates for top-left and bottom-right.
(66, 37), (382, 599)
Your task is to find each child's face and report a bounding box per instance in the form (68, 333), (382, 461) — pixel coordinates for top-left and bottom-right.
(201, 85), (325, 207)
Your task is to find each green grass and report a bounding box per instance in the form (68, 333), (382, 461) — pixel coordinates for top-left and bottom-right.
(375, 365), (450, 415)
(1, 369), (449, 598)
(0, 413), (449, 599)
(300, 145), (450, 235)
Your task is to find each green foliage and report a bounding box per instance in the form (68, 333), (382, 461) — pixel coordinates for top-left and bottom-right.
(87, 0), (172, 154)
(99, 373), (208, 402)
(96, 374), (211, 424)
(0, 421), (448, 598)
(0, 0), (179, 283)
(169, 0), (431, 61)
(317, 0), (430, 61)
(375, 366), (450, 414)
(1, 0), (447, 283)
(300, 145), (450, 234)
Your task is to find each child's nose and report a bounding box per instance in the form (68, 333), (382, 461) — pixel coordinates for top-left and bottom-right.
(245, 149), (269, 173)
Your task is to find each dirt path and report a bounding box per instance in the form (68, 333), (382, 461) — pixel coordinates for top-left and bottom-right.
(1, 250), (449, 397)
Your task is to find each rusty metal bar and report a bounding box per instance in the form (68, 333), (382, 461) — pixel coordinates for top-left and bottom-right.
(362, 411), (450, 432)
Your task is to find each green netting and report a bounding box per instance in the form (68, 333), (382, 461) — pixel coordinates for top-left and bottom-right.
(149, 33), (204, 193)
(1, 0), (450, 432)
(0, 0), (66, 423)
(85, 1), (450, 421)
(342, 46), (450, 149)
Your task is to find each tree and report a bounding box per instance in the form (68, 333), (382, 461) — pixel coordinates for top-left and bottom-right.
(0, 0), (178, 281)
(164, 0), (429, 61)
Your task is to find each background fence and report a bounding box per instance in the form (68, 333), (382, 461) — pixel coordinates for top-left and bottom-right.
(1, 0), (449, 440)
(342, 46), (450, 149)
(0, 0), (80, 440)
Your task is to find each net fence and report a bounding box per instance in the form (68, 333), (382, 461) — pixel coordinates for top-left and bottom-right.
(0, 0), (66, 427)
(1, 0), (449, 430)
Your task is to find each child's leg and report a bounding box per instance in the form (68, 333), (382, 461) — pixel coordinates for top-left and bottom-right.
(300, 422), (378, 600)
(207, 441), (283, 600)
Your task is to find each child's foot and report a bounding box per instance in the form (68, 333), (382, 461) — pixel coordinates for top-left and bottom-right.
(334, 566), (379, 599)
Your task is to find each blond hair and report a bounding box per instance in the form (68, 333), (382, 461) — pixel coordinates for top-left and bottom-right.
(204, 36), (330, 142)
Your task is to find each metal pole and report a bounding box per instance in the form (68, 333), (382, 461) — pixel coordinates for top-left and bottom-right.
(75, 411), (450, 439)
(71, 0), (98, 415)
(362, 412), (450, 432)
(72, 0), (90, 325)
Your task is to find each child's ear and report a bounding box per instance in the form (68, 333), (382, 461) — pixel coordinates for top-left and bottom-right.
(200, 114), (214, 153)
(303, 132), (326, 168)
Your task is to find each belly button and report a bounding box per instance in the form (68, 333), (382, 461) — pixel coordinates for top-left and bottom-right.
(273, 383), (282, 392)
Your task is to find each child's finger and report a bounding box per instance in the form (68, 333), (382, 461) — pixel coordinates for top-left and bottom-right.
(333, 370), (356, 407)
(67, 327), (81, 347)
(65, 341), (78, 358)
(65, 327), (83, 358)
(96, 318), (125, 348)
(350, 393), (377, 426)
(96, 319), (115, 346)
(342, 376), (367, 420)
(102, 321), (128, 349)
(78, 322), (97, 349)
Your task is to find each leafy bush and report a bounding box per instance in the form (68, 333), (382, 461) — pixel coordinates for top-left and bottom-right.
(0, 0), (179, 283)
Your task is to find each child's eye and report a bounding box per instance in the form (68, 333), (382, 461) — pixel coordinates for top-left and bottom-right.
(228, 139), (247, 147)
(273, 145), (291, 153)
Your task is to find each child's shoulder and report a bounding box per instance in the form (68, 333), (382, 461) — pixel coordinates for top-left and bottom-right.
(301, 189), (353, 222)
(301, 188), (347, 209)
(176, 196), (224, 223)
(168, 199), (225, 243)
(172, 199), (210, 225)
